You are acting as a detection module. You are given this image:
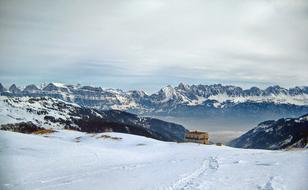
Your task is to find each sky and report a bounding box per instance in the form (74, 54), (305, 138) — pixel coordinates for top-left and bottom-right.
(0, 0), (308, 93)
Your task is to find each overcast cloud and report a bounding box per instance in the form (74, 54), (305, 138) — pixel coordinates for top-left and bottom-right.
(0, 0), (307, 92)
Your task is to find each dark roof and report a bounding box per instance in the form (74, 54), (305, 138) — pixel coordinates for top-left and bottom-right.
(186, 130), (208, 135)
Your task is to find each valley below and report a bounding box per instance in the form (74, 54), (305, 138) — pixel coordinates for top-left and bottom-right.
(153, 116), (255, 143)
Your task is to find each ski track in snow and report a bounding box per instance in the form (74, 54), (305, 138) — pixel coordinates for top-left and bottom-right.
(163, 156), (219, 190)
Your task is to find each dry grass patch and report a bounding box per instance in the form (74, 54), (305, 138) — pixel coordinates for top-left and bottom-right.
(96, 135), (122, 141)
(32, 129), (56, 135)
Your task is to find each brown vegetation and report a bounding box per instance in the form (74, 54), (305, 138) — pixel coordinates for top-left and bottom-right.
(96, 134), (122, 140)
(32, 129), (56, 135)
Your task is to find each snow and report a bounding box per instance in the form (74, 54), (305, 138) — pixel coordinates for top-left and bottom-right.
(279, 135), (293, 146)
(207, 93), (308, 106)
(3, 84), (308, 112)
(299, 115), (308, 121)
(160, 85), (178, 103)
(51, 82), (67, 88)
(0, 96), (81, 129)
(0, 130), (307, 190)
(110, 94), (139, 110)
(188, 96), (207, 106)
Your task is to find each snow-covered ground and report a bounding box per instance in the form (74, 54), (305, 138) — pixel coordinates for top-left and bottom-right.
(0, 130), (307, 190)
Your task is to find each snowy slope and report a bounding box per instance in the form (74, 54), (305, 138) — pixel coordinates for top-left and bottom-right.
(0, 96), (82, 129)
(0, 130), (307, 190)
(229, 114), (308, 150)
(0, 96), (187, 142)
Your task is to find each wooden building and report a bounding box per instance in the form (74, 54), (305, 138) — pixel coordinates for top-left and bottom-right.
(185, 130), (209, 144)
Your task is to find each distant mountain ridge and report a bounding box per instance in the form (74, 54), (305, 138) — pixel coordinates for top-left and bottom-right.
(0, 96), (187, 142)
(229, 114), (308, 150)
(1, 82), (308, 122)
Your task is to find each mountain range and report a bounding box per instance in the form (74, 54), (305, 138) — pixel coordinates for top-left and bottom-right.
(1, 90), (307, 149)
(1, 82), (308, 127)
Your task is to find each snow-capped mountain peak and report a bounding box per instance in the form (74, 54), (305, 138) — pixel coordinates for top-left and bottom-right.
(177, 82), (191, 91)
(1, 82), (308, 116)
(9, 84), (21, 94)
(23, 84), (40, 93)
(0, 83), (7, 93)
(159, 85), (178, 102)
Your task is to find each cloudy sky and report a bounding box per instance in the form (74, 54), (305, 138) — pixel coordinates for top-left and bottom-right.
(0, 0), (307, 92)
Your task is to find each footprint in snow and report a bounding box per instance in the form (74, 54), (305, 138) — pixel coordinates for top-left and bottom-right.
(257, 176), (285, 190)
(233, 160), (245, 164)
(255, 161), (279, 166)
(209, 156), (219, 170)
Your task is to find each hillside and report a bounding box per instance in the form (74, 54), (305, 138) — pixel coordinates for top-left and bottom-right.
(0, 96), (186, 142)
(229, 114), (308, 150)
(0, 130), (307, 190)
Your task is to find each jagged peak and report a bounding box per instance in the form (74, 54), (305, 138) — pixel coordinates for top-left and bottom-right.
(24, 84), (40, 91)
(264, 85), (288, 95)
(265, 85), (287, 90)
(44, 82), (77, 89)
(42, 82), (71, 93)
(160, 85), (176, 94)
(9, 84), (21, 93)
(177, 82), (191, 91)
(9, 84), (18, 88)
(22, 85), (40, 94)
(128, 90), (148, 97)
(0, 83), (7, 92)
(51, 82), (67, 88)
(249, 86), (261, 91)
(80, 85), (103, 92)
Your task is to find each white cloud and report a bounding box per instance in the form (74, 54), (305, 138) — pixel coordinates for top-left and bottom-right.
(0, 0), (307, 91)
